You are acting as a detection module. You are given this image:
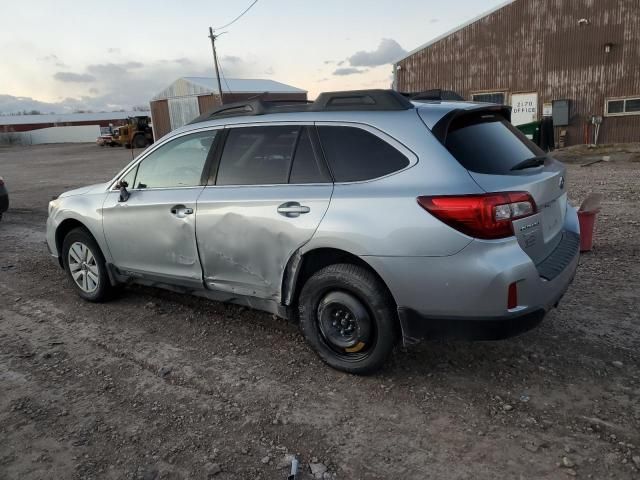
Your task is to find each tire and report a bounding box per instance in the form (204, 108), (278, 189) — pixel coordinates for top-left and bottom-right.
(133, 135), (147, 149)
(62, 227), (113, 302)
(298, 263), (398, 375)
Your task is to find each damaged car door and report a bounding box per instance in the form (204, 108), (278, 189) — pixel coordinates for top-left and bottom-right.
(196, 124), (333, 300)
(102, 130), (219, 287)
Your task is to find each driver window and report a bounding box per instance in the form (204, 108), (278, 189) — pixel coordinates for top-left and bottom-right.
(133, 130), (217, 189)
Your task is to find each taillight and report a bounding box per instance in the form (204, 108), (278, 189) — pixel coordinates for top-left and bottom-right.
(417, 192), (537, 239)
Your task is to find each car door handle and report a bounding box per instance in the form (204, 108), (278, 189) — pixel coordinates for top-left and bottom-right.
(277, 202), (310, 218)
(170, 205), (194, 218)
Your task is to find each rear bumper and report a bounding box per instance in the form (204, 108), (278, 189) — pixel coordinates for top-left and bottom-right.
(398, 307), (547, 342)
(365, 211), (580, 345)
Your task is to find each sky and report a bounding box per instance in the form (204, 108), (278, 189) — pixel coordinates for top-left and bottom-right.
(0, 0), (506, 114)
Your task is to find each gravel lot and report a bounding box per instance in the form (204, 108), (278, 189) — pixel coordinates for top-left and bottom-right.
(1, 143), (639, 480)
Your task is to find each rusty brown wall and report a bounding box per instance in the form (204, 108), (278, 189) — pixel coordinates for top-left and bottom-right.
(149, 99), (171, 140)
(396, 0), (640, 145)
(197, 94), (221, 114)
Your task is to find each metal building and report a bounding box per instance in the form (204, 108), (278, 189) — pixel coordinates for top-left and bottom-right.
(0, 111), (144, 133)
(394, 0), (640, 146)
(149, 77), (307, 139)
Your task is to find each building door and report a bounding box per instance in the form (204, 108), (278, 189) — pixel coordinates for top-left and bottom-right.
(511, 92), (538, 126)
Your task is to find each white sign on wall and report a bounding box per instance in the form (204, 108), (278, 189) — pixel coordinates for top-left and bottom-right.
(511, 92), (538, 126)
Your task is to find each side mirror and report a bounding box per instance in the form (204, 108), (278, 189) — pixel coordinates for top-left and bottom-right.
(116, 180), (130, 202)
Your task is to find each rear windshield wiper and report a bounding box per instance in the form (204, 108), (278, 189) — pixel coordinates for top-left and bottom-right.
(511, 155), (547, 171)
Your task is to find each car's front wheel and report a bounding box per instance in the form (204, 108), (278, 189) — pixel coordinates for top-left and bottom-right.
(62, 227), (113, 302)
(298, 263), (398, 375)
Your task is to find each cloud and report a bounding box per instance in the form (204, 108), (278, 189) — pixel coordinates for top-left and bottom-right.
(173, 57), (193, 66)
(86, 62), (144, 77)
(333, 67), (367, 76)
(429, 18), (439, 24)
(347, 38), (407, 67)
(54, 72), (96, 83)
(2, 54), (274, 114)
(39, 54), (68, 68)
(107, 47), (121, 54)
(221, 55), (242, 65)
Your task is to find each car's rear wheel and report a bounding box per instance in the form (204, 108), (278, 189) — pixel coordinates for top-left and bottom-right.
(62, 227), (113, 302)
(298, 263), (398, 374)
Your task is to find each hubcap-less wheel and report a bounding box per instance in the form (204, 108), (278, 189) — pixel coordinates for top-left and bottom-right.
(317, 291), (374, 360)
(67, 241), (100, 293)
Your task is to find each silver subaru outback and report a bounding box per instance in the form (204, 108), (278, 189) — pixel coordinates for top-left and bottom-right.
(46, 89), (579, 374)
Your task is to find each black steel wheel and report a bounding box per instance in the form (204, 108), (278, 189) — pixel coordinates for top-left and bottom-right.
(298, 263), (398, 374)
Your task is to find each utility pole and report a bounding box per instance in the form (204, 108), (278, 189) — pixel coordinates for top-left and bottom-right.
(208, 27), (224, 105)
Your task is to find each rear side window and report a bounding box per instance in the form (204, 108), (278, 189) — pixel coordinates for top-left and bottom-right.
(217, 126), (298, 185)
(317, 126), (410, 182)
(444, 115), (545, 174)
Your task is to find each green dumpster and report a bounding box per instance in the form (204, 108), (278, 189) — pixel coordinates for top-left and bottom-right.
(516, 121), (541, 146)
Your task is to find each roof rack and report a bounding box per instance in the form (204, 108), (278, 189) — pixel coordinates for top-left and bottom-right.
(401, 89), (465, 101)
(189, 89), (414, 124)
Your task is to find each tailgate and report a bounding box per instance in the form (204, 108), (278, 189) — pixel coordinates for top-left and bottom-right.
(427, 106), (568, 264)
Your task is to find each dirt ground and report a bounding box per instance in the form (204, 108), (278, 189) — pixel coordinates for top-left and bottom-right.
(0, 143), (639, 480)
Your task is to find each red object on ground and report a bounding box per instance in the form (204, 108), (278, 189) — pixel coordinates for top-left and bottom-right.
(578, 210), (597, 252)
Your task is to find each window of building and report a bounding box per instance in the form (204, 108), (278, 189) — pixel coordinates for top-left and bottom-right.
(605, 97), (640, 116)
(471, 92), (506, 104)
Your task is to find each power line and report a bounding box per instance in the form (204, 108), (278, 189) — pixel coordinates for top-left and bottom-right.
(218, 60), (232, 95)
(213, 0), (259, 31)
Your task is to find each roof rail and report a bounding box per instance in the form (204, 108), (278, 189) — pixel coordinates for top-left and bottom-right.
(311, 89), (413, 111)
(189, 89), (414, 124)
(401, 89), (465, 101)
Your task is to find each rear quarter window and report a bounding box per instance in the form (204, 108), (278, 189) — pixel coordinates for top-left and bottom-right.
(317, 126), (410, 182)
(444, 114), (545, 174)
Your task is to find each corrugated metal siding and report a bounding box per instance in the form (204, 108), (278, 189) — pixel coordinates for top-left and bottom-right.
(396, 0), (640, 145)
(152, 78), (212, 101)
(149, 99), (171, 140)
(168, 97), (200, 132)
